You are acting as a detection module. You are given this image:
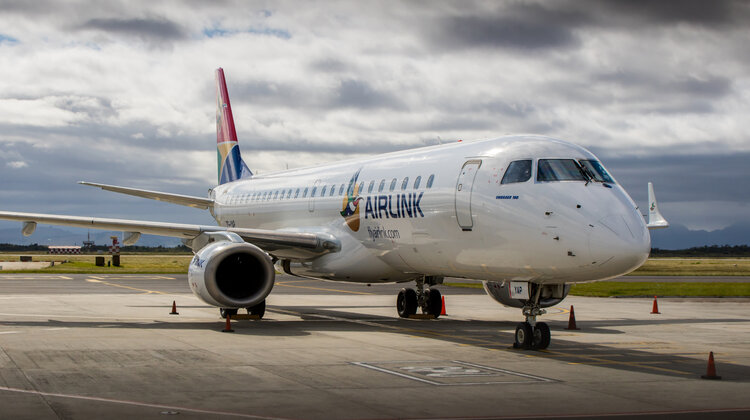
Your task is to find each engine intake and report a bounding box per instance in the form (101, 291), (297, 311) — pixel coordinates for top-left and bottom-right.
(188, 240), (275, 308)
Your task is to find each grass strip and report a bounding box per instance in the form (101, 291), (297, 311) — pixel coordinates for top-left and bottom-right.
(570, 282), (750, 297)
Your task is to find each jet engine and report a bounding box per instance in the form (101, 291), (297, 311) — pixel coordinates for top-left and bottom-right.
(483, 281), (570, 308)
(187, 240), (275, 308)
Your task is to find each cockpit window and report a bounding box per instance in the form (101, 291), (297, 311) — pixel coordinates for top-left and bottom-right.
(501, 160), (532, 184)
(537, 159), (588, 182)
(579, 160), (614, 183)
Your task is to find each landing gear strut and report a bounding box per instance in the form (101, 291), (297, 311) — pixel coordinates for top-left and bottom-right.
(396, 276), (443, 318)
(514, 284), (551, 350)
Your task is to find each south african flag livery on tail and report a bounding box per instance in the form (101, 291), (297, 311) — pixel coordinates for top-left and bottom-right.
(216, 68), (252, 185)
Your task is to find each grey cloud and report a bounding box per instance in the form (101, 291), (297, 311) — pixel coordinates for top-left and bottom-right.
(432, 13), (579, 51)
(79, 17), (187, 43)
(586, 0), (745, 27)
(593, 151), (750, 205)
(332, 79), (404, 110)
(595, 72), (732, 100)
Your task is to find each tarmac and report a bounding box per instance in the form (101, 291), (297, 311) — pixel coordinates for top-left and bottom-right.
(0, 273), (748, 419)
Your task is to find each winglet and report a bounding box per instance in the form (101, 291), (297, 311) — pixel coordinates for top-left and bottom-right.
(647, 182), (669, 229)
(216, 68), (252, 184)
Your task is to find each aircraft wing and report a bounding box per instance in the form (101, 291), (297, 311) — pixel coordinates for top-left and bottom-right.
(0, 211), (340, 260)
(78, 181), (214, 210)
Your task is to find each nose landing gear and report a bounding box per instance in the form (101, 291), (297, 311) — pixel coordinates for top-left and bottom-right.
(514, 285), (551, 350)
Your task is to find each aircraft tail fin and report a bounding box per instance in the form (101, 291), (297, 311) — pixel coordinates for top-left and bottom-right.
(216, 68), (252, 185)
(647, 182), (669, 229)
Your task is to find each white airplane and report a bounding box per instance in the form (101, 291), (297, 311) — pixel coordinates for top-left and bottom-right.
(0, 68), (668, 350)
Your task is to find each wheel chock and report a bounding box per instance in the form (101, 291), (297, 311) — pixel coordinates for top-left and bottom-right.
(408, 314), (436, 319)
(230, 314), (261, 320)
(651, 296), (661, 314)
(565, 305), (580, 330)
(169, 301), (179, 315)
(440, 296), (447, 316)
(222, 316), (234, 333)
(701, 351), (721, 380)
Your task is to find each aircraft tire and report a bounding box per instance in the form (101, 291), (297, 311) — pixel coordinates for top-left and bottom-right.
(514, 322), (533, 349)
(533, 322), (551, 350)
(247, 300), (266, 319)
(397, 288), (417, 318)
(426, 288), (442, 318)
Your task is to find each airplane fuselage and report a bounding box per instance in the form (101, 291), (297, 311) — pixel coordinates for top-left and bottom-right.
(211, 135), (651, 285)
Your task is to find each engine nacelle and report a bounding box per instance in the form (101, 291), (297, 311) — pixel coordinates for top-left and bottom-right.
(188, 240), (275, 308)
(483, 281), (570, 309)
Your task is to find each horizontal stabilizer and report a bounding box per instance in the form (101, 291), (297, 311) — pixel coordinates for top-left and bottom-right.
(79, 182), (213, 210)
(646, 182), (669, 229)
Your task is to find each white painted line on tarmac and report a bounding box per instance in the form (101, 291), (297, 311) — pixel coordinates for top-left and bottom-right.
(0, 385), (290, 419)
(0, 331), (19, 335)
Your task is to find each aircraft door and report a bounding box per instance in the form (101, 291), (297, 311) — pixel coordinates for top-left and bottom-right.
(455, 160), (482, 230)
(308, 179), (321, 212)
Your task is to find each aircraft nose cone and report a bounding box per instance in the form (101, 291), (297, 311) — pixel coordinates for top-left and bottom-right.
(589, 212), (650, 277)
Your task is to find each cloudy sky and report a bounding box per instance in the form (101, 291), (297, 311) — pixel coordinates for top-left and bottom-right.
(0, 0), (748, 240)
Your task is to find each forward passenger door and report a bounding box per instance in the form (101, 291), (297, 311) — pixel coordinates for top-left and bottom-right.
(455, 160), (482, 231)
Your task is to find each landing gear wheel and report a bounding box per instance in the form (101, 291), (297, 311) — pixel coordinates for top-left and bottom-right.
(426, 288), (442, 318)
(247, 300), (266, 319)
(532, 322), (551, 350)
(514, 322), (533, 349)
(397, 288), (417, 318)
(220, 308), (238, 319)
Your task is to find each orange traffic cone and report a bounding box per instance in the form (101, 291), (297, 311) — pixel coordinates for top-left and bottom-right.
(169, 301), (179, 315)
(440, 296), (447, 316)
(565, 305), (580, 330)
(651, 296), (660, 314)
(222, 316), (234, 333)
(701, 351), (721, 380)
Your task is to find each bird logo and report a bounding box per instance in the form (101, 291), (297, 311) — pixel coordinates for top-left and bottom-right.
(341, 168), (363, 231)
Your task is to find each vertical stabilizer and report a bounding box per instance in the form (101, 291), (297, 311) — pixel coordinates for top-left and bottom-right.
(647, 182), (669, 229)
(216, 68), (252, 184)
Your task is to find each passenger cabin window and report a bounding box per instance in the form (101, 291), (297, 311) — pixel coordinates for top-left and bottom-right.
(367, 180), (375, 193)
(321, 186), (327, 196)
(537, 159), (588, 182)
(579, 160), (615, 183)
(274, 191), (279, 200)
(378, 179), (385, 192)
(414, 176), (421, 189)
(330, 185), (336, 196)
(338, 184), (344, 195)
(501, 160), (532, 184)
(286, 190), (292, 199)
(295, 188), (300, 198)
(426, 174), (435, 188)
(311, 186), (317, 197)
(401, 177), (409, 190)
(358, 182), (364, 194)
(389, 178), (397, 191)
(303, 187), (309, 198)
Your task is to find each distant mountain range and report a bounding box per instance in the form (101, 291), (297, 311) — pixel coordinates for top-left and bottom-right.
(0, 223), (747, 250)
(650, 222), (750, 250)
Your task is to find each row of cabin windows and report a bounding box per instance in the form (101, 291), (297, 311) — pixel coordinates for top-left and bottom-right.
(227, 174), (435, 205)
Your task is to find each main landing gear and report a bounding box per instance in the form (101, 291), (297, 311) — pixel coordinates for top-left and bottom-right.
(396, 276), (443, 318)
(219, 300), (266, 319)
(514, 285), (551, 350)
